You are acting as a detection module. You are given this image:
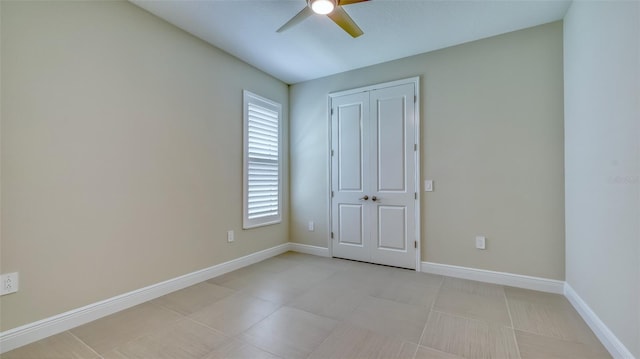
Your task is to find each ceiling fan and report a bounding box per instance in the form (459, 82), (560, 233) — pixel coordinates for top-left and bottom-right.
(277, 0), (370, 38)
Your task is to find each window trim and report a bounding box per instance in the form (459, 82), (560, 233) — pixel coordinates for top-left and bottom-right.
(243, 90), (283, 229)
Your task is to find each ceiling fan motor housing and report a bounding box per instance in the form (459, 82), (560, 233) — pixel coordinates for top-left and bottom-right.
(309, 0), (337, 15)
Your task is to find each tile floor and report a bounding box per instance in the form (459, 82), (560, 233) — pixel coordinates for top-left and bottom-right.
(2, 252), (611, 359)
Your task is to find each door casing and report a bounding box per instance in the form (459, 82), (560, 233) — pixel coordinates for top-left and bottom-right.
(327, 77), (421, 271)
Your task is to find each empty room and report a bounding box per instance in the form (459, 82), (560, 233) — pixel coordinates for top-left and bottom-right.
(0, 0), (638, 358)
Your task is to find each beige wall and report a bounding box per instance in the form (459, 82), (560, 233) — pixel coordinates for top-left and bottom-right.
(0, 1), (288, 331)
(290, 22), (565, 280)
(564, 1), (640, 356)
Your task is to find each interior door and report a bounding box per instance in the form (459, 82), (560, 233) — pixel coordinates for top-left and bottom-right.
(369, 83), (416, 269)
(330, 81), (417, 269)
(331, 92), (371, 262)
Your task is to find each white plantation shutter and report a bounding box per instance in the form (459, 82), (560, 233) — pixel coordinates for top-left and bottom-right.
(243, 91), (282, 228)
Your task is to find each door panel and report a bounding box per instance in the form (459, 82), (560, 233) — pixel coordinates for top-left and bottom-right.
(338, 204), (364, 246)
(337, 104), (364, 191)
(376, 96), (406, 192)
(377, 206), (407, 250)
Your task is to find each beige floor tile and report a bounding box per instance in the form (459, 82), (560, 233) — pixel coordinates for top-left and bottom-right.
(274, 252), (342, 268)
(420, 311), (520, 359)
(99, 349), (128, 359)
(1, 332), (100, 359)
(269, 264), (339, 291)
(106, 318), (228, 359)
(507, 292), (603, 346)
(354, 266), (403, 292)
(240, 306), (338, 359)
(232, 263), (338, 304)
(315, 270), (375, 293)
(370, 274), (441, 307)
(275, 251), (318, 263)
(275, 252), (360, 271)
(323, 265), (398, 295)
(244, 257), (299, 274)
(414, 345), (465, 359)
(389, 270), (444, 287)
(236, 278), (304, 305)
(308, 322), (417, 359)
(288, 282), (368, 320)
(505, 287), (573, 309)
(346, 296), (429, 343)
(152, 282), (235, 315)
(441, 278), (506, 299)
(70, 303), (182, 354)
(188, 292), (280, 336)
(434, 278), (511, 325)
(204, 339), (282, 359)
(398, 342), (420, 359)
(207, 268), (276, 291)
(516, 330), (611, 359)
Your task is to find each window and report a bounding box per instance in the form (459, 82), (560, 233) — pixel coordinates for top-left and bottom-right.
(243, 90), (282, 229)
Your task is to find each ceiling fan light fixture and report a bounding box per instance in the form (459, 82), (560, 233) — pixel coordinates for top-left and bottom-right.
(310, 0), (335, 15)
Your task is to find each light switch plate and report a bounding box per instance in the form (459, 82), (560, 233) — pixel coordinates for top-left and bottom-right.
(424, 180), (433, 192)
(475, 236), (486, 250)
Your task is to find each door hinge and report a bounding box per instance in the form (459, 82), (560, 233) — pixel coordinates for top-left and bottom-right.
(331, 191), (334, 197)
(414, 241), (417, 249)
(331, 108), (334, 115)
(414, 192), (417, 200)
(331, 232), (334, 239)
(414, 144), (417, 151)
(414, 95), (417, 103)
(331, 149), (334, 156)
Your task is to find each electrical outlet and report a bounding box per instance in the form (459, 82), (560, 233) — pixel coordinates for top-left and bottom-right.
(227, 230), (234, 243)
(308, 221), (315, 231)
(475, 236), (486, 250)
(1, 272), (19, 295)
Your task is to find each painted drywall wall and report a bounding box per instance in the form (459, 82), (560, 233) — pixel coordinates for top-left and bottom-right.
(290, 22), (565, 280)
(564, 1), (640, 357)
(0, 1), (289, 331)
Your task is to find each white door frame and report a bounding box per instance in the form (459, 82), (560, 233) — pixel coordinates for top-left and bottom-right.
(327, 76), (421, 271)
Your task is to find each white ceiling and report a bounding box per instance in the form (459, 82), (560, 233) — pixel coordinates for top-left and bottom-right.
(131, 0), (571, 84)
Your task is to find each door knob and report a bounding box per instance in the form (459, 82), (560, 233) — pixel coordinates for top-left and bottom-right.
(371, 196), (378, 202)
(359, 195), (369, 201)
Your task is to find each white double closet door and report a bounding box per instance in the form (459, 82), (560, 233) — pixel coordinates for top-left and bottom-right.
(330, 80), (419, 269)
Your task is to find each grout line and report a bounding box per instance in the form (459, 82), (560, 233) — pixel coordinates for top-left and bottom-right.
(147, 300), (191, 318)
(417, 274), (445, 349)
(399, 340), (419, 359)
(181, 316), (231, 339)
(504, 289), (523, 359)
(304, 318), (341, 358)
(94, 313), (184, 357)
(414, 344), (463, 358)
(68, 330), (104, 359)
(429, 309), (512, 328)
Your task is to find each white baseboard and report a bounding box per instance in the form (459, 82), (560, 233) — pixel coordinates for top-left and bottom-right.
(0, 243), (291, 354)
(421, 261), (565, 294)
(288, 243), (330, 257)
(564, 283), (635, 359)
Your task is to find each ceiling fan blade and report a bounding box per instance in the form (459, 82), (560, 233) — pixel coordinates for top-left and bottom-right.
(277, 6), (313, 33)
(327, 6), (363, 38)
(337, 0), (369, 5)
